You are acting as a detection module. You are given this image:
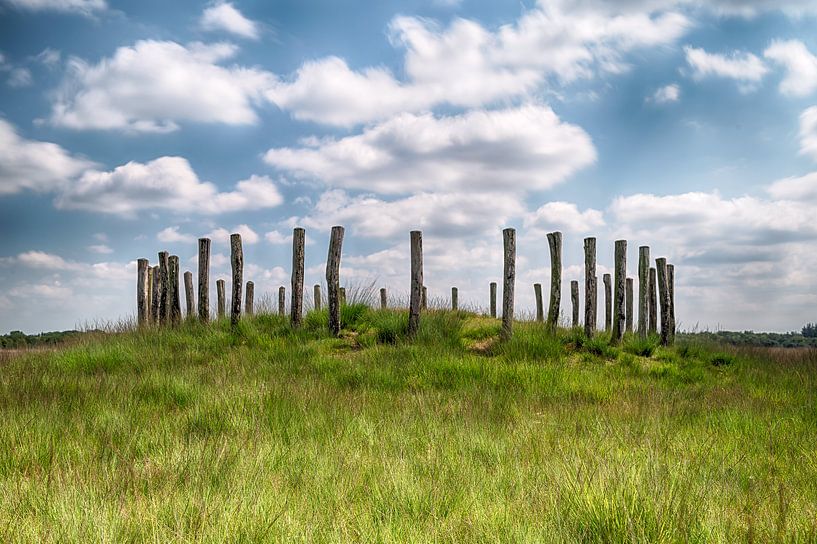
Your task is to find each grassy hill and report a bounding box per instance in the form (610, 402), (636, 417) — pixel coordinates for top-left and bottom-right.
(1, 306), (815, 542)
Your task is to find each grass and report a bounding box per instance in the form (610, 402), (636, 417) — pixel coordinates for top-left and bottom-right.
(1, 308), (816, 542)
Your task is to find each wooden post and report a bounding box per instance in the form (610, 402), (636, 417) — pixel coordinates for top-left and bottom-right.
(611, 240), (626, 344)
(668, 264), (676, 344)
(158, 251), (169, 325)
(546, 231), (562, 332)
(379, 287), (387, 310)
(245, 281), (254, 316)
(533, 283), (544, 322)
(584, 237), (596, 338)
(340, 287), (347, 306)
(451, 287), (458, 311)
(216, 279), (226, 318)
(408, 230), (423, 335)
(151, 266), (160, 324)
(146, 265), (154, 324)
(638, 246), (650, 338)
(230, 234), (243, 326)
(314, 284), (322, 311)
(656, 258), (671, 346)
(625, 277), (634, 334)
(490, 282), (497, 318)
(501, 228), (515, 341)
(326, 226), (344, 335)
(184, 271), (195, 318)
(290, 227), (305, 327)
(603, 273), (612, 332)
(168, 255), (181, 325)
(198, 238), (210, 322)
(421, 286), (427, 309)
(648, 267), (657, 335)
(137, 258), (148, 326)
(278, 286), (286, 316)
(571, 280), (579, 328)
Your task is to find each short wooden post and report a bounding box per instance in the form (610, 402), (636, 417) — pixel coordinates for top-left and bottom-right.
(278, 286), (286, 316)
(158, 251), (169, 325)
(290, 227), (305, 327)
(451, 287), (458, 311)
(421, 286), (427, 310)
(648, 267), (657, 335)
(501, 228), (515, 341)
(611, 240), (626, 344)
(490, 282), (497, 318)
(137, 258), (149, 326)
(230, 234), (243, 326)
(533, 283), (544, 322)
(146, 264), (154, 324)
(656, 258), (670, 346)
(638, 246), (650, 338)
(198, 238), (210, 322)
(625, 277), (634, 334)
(314, 284), (322, 311)
(169, 255), (181, 325)
(603, 273), (612, 332)
(584, 237), (596, 338)
(216, 279), (226, 318)
(668, 264), (676, 344)
(326, 226), (344, 335)
(151, 266), (160, 324)
(408, 230), (423, 335)
(339, 287), (347, 306)
(184, 271), (195, 318)
(241, 282), (251, 316)
(571, 280), (579, 328)
(379, 287), (387, 309)
(546, 231), (562, 332)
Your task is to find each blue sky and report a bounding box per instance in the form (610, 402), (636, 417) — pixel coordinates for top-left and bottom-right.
(2, 0), (817, 333)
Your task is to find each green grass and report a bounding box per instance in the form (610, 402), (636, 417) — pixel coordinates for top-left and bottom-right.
(1, 310), (816, 542)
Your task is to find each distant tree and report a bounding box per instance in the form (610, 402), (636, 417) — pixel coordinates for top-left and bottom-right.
(802, 323), (817, 338)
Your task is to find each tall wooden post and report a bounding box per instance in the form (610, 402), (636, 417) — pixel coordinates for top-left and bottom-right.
(603, 273), (612, 332)
(379, 288), (387, 309)
(625, 278), (634, 334)
(184, 271), (194, 318)
(451, 287), (458, 311)
(198, 238), (210, 323)
(137, 258), (149, 326)
(169, 255), (181, 326)
(278, 287), (286, 316)
(314, 284), (322, 311)
(610, 240), (626, 344)
(151, 266), (160, 324)
(230, 234), (243, 326)
(245, 281), (254, 316)
(584, 237), (596, 338)
(571, 280), (579, 328)
(648, 267), (658, 335)
(326, 226), (344, 336)
(490, 282), (497, 318)
(501, 228), (516, 341)
(656, 258), (670, 346)
(408, 230), (423, 335)
(638, 246), (650, 337)
(533, 283), (544, 322)
(547, 231), (562, 331)
(290, 227), (305, 327)
(146, 265), (154, 324)
(216, 279), (226, 318)
(339, 287), (347, 306)
(158, 251), (169, 325)
(421, 286), (427, 310)
(668, 264), (676, 344)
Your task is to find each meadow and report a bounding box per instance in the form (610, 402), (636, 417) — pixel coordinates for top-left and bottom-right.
(1, 305), (815, 542)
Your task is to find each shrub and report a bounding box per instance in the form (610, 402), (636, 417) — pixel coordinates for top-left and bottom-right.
(623, 336), (658, 357)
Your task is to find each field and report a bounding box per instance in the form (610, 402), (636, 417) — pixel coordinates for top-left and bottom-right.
(1, 306), (816, 542)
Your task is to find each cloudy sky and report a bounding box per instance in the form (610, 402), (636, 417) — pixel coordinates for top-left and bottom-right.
(1, 0), (817, 333)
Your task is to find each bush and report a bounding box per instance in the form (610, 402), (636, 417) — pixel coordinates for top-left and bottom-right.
(584, 336), (618, 359)
(623, 335), (658, 357)
(710, 352), (736, 366)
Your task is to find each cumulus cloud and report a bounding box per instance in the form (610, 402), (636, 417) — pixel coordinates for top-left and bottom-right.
(200, 2), (260, 40)
(648, 83), (680, 103)
(523, 201), (605, 234)
(207, 224), (259, 244)
(3, 0), (106, 14)
(764, 40), (817, 97)
(55, 157), (283, 216)
(265, 105), (596, 194)
(798, 106), (817, 161)
(157, 226), (196, 244)
(7, 67), (32, 88)
(684, 45), (768, 90)
(88, 244), (113, 254)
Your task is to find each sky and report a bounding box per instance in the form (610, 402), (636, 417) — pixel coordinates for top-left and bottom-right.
(2, 0), (817, 333)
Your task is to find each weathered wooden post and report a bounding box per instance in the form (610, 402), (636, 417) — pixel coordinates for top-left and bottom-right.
(547, 231), (562, 332)
(230, 234), (243, 326)
(501, 228), (516, 341)
(339, 287), (347, 306)
(314, 284), (322, 311)
(451, 287), (458, 311)
(216, 279), (226, 318)
(490, 282), (497, 318)
(151, 265), (160, 324)
(533, 283), (544, 322)
(625, 277), (634, 334)
(137, 258), (149, 326)
(158, 251), (169, 325)
(668, 264), (676, 344)
(638, 246), (650, 338)
(169, 255), (181, 325)
(198, 238), (210, 322)
(326, 225), (344, 336)
(245, 281), (254, 316)
(379, 287), (387, 310)
(290, 227), (305, 327)
(584, 237), (596, 337)
(648, 267), (657, 335)
(278, 286), (286, 315)
(408, 230), (423, 335)
(603, 273), (612, 332)
(656, 258), (671, 346)
(611, 240), (626, 344)
(421, 286), (427, 309)
(184, 271), (195, 318)
(146, 264), (154, 324)
(571, 280), (579, 328)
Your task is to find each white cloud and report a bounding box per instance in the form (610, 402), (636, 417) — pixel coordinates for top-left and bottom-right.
(36, 48), (62, 68)
(264, 230), (290, 244)
(9, 282), (73, 300)
(200, 1), (260, 40)
(798, 106), (817, 161)
(684, 45), (767, 90)
(55, 157), (283, 216)
(88, 244), (113, 254)
(764, 40), (817, 97)
(157, 226), (196, 244)
(16, 250), (81, 271)
(265, 105), (596, 195)
(648, 83), (680, 103)
(0, 119), (96, 195)
(523, 201), (605, 234)
(767, 171), (817, 201)
(7, 67), (32, 88)
(51, 40), (273, 132)
(3, 0), (106, 14)
(207, 224), (259, 245)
